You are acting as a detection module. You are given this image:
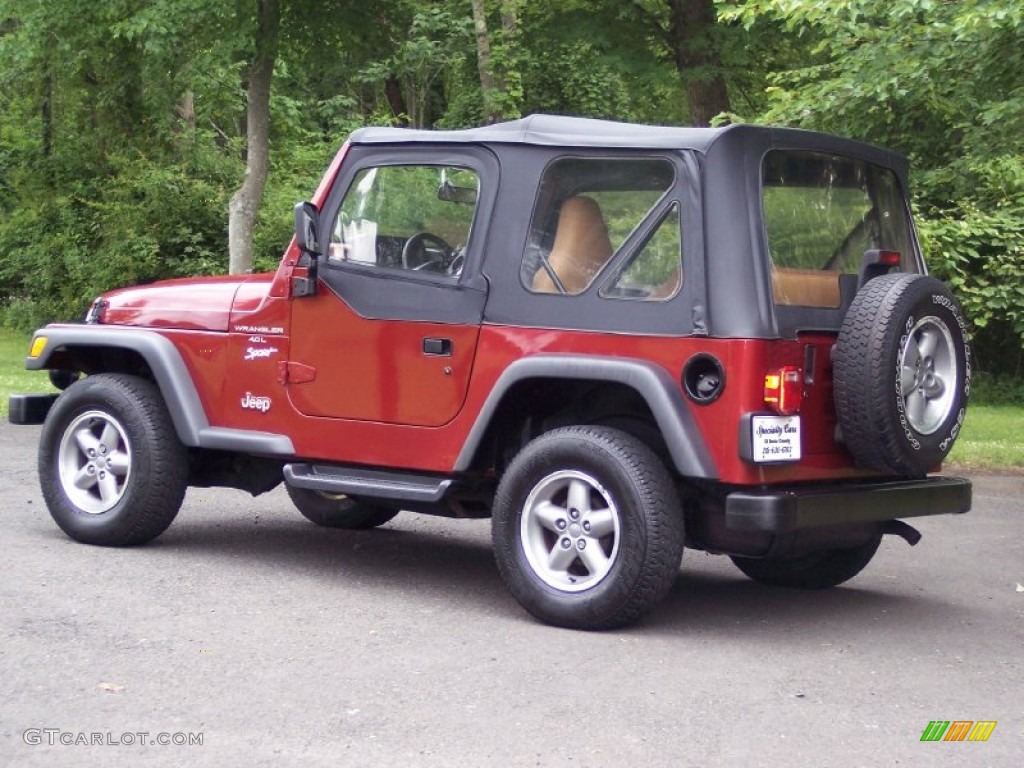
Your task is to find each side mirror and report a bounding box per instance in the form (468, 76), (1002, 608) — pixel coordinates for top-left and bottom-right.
(294, 201), (320, 253)
(292, 201), (320, 297)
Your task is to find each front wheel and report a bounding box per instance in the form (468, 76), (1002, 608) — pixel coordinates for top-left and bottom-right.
(38, 374), (188, 546)
(730, 531), (882, 589)
(492, 426), (684, 630)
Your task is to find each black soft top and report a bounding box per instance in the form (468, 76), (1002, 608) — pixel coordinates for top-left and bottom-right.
(349, 114), (898, 162)
(343, 114), (911, 341)
(350, 114), (725, 150)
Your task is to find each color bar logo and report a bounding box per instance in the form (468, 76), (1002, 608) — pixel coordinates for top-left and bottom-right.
(920, 721), (997, 742)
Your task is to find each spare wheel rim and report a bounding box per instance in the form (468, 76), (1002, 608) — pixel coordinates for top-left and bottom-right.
(898, 316), (957, 436)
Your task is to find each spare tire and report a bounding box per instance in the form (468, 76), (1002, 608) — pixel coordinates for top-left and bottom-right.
(834, 273), (970, 476)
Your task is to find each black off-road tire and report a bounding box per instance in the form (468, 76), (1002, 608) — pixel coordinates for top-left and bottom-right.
(730, 531), (883, 589)
(38, 374), (188, 546)
(286, 484), (399, 529)
(834, 274), (970, 476)
(492, 426), (684, 630)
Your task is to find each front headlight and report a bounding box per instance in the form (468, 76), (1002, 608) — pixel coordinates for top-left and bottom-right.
(84, 297), (107, 324)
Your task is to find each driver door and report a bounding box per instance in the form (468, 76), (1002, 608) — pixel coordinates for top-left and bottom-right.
(287, 147), (495, 427)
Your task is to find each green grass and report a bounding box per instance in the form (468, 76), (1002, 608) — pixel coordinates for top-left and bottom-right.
(946, 405), (1024, 473)
(0, 328), (55, 417)
(0, 327), (1019, 471)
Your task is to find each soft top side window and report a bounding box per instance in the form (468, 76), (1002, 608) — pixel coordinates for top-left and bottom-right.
(522, 157), (675, 295)
(329, 165), (479, 279)
(601, 203), (682, 301)
(762, 151), (917, 308)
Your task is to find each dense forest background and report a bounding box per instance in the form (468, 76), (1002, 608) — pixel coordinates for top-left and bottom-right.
(0, 0), (1021, 380)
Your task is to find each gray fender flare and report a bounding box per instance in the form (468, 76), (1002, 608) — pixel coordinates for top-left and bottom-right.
(454, 354), (717, 479)
(27, 327), (294, 455)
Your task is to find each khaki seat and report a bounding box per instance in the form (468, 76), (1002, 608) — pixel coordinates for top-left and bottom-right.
(532, 196), (614, 294)
(771, 266), (841, 308)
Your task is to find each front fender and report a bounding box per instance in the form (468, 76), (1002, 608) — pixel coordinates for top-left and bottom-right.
(26, 326), (294, 455)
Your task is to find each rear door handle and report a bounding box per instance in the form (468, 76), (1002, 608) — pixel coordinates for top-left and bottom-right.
(422, 337), (452, 357)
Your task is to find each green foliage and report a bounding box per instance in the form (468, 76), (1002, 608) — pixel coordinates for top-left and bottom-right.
(357, 6), (475, 128)
(968, 372), (1024, 407)
(515, 2), (688, 124)
(0, 0), (245, 326)
(722, 0), (1024, 372)
(919, 203), (1024, 375)
(0, 147), (236, 329)
(0, 0), (1021, 382)
(919, 205), (1024, 331)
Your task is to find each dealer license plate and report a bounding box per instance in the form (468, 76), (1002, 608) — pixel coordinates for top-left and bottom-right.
(751, 415), (801, 463)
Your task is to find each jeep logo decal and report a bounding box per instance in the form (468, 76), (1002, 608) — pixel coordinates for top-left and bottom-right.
(240, 392), (272, 413)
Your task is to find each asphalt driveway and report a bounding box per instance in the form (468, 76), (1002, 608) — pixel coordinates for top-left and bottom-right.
(0, 423), (1020, 767)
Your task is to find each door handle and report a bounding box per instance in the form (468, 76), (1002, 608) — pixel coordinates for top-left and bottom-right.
(422, 337), (453, 357)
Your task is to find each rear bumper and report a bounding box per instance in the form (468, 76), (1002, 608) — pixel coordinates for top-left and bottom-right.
(725, 476), (971, 534)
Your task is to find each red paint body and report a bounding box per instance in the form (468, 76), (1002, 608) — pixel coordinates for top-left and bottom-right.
(92, 136), (869, 486)
(99, 271), (862, 485)
(102, 276), (246, 332)
(286, 289), (480, 426)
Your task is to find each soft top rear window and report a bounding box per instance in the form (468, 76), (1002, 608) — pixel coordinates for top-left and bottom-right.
(762, 151), (917, 308)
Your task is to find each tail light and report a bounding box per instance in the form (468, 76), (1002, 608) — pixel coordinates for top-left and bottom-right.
(764, 366), (803, 415)
(860, 249), (902, 286)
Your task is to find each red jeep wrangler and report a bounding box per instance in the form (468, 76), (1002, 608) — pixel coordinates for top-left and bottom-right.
(11, 116), (971, 629)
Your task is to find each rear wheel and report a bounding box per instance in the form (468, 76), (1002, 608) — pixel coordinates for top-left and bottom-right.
(38, 374), (188, 546)
(492, 426), (684, 630)
(285, 484), (399, 529)
(730, 531), (882, 589)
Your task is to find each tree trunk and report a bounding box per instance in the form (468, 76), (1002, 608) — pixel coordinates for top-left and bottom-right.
(667, 0), (730, 126)
(384, 76), (408, 125)
(175, 91), (196, 128)
(228, 0), (280, 275)
(500, 0), (518, 39)
(41, 70), (53, 159)
(497, 0), (521, 119)
(173, 91), (196, 159)
(471, 0), (500, 124)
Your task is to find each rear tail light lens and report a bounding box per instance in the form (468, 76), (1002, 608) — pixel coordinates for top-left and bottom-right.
(877, 250), (901, 266)
(764, 366), (803, 415)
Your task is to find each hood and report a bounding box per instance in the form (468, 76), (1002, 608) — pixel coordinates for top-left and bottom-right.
(98, 275), (271, 332)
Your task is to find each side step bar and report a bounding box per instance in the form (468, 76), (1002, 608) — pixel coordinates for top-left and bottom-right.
(284, 463), (453, 504)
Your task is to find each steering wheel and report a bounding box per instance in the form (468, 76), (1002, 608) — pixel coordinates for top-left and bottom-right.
(446, 248), (466, 277)
(402, 232), (452, 271)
